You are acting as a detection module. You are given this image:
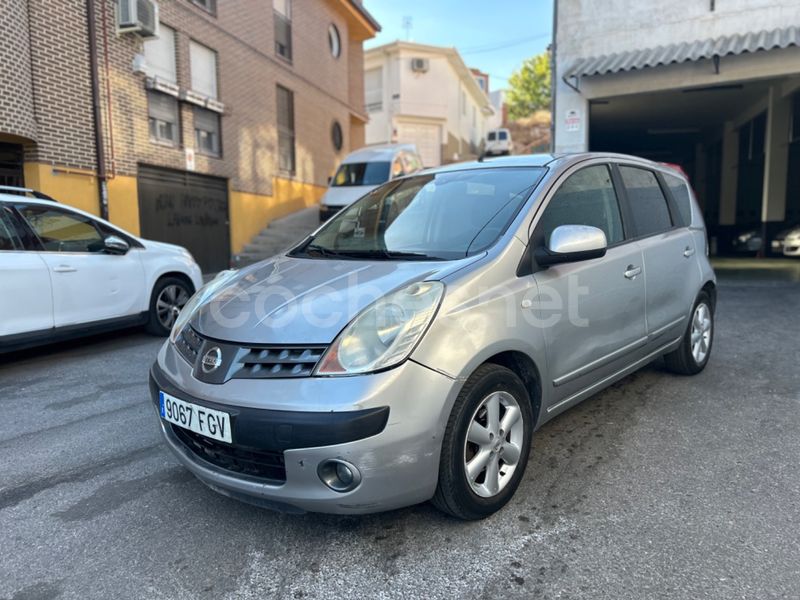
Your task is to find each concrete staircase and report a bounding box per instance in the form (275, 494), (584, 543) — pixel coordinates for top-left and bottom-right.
(232, 206), (320, 267)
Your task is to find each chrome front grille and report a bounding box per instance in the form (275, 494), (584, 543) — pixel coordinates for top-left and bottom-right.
(176, 327), (327, 381)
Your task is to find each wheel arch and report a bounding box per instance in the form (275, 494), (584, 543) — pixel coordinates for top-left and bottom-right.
(481, 350), (543, 429)
(700, 279), (717, 311)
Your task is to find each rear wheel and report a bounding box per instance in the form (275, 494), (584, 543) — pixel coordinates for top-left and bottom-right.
(145, 277), (193, 336)
(664, 291), (714, 375)
(432, 364), (533, 520)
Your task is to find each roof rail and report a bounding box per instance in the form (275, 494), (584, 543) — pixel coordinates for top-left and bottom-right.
(0, 186), (58, 202)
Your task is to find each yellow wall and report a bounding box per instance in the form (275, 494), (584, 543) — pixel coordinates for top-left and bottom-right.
(23, 162), (99, 215)
(107, 175), (140, 235)
(229, 177), (325, 255)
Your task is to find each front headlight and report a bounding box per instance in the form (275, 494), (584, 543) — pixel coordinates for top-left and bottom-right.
(169, 269), (239, 343)
(316, 281), (444, 375)
(737, 232), (754, 242)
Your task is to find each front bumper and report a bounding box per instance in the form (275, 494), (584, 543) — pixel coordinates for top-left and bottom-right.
(150, 343), (458, 514)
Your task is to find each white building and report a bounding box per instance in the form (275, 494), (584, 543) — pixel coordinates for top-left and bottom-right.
(364, 41), (494, 167)
(553, 0), (800, 253)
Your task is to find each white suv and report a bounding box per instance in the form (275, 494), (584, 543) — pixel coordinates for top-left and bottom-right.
(0, 187), (203, 351)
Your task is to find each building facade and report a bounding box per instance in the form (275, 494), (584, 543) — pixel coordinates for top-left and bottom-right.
(553, 0), (800, 254)
(0, 0), (379, 271)
(364, 41), (494, 167)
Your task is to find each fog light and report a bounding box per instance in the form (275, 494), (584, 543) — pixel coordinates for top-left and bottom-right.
(317, 459), (362, 493)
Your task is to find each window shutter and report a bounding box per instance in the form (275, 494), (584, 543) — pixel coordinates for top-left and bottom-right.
(190, 41), (218, 99)
(143, 24), (177, 83)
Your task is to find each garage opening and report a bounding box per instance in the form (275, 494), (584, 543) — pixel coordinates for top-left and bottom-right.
(137, 165), (230, 273)
(0, 143), (24, 188)
(589, 78), (800, 256)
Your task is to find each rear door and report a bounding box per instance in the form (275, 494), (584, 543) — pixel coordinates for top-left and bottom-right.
(531, 163), (647, 409)
(0, 205), (53, 337)
(616, 165), (701, 345)
(17, 204), (146, 327)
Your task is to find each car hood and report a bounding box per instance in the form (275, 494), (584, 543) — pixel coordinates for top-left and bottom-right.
(320, 185), (378, 208)
(141, 238), (193, 257)
(191, 254), (479, 345)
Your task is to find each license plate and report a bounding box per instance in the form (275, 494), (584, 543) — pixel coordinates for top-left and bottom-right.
(159, 391), (232, 444)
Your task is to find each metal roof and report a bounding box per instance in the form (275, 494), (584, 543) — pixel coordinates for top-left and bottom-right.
(564, 26), (800, 79)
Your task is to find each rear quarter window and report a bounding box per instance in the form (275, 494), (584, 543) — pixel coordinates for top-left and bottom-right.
(619, 166), (673, 237)
(663, 172), (693, 227)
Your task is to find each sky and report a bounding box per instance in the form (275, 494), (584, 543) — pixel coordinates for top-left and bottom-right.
(363, 0), (554, 92)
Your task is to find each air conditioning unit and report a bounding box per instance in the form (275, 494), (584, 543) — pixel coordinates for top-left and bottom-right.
(411, 58), (429, 73)
(118, 0), (159, 39)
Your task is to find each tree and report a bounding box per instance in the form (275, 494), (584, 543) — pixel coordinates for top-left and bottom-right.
(507, 51), (551, 120)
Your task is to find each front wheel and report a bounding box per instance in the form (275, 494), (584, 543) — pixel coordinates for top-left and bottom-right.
(664, 291), (714, 375)
(145, 277), (193, 336)
(432, 364), (533, 520)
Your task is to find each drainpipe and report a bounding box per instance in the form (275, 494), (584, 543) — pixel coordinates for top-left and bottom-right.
(86, 0), (109, 220)
(549, 0), (558, 152)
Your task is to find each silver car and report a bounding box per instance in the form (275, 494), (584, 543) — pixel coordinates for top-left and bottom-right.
(150, 153), (716, 520)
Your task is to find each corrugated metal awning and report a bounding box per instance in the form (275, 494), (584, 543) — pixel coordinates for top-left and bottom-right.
(564, 26), (800, 79)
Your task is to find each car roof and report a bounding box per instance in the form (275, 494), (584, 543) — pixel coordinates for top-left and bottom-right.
(342, 144), (418, 163)
(420, 152), (684, 177)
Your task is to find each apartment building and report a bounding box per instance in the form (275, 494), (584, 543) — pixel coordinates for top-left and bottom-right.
(0, 0), (379, 271)
(553, 0), (800, 252)
(364, 41), (494, 167)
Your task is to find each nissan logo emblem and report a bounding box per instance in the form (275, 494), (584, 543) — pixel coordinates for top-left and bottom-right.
(201, 347), (223, 373)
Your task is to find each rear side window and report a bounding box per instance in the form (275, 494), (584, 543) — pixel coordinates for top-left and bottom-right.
(487, 131), (496, 141)
(498, 130), (508, 140)
(663, 172), (692, 227)
(538, 165), (625, 245)
(619, 166), (673, 237)
(0, 209), (21, 251)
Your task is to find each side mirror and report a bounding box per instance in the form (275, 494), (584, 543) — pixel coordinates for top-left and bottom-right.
(535, 225), (607, 266)
(104, 235), (130, 255)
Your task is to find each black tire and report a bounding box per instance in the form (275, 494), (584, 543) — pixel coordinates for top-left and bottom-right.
(432, 363), (534, 520)
(664, 291), (714, 375)
(145, 276), (193, 337)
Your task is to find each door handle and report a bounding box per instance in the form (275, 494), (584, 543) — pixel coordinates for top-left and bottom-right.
(53, 265), (77, 273)
(683, 246), (695, 258)
(624, 265), (642, 279)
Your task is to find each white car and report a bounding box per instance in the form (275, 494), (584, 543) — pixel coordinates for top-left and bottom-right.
(781, 226), (800, 257)
(0, 187), (203, 351)
(485, 128), (512, 156)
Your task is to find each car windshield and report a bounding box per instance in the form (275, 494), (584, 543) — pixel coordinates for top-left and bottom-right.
(292, 167), (545, 261)
(331, 162), (392, 187)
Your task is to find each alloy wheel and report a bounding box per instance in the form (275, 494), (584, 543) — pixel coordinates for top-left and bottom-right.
(156, 284), (190, 330)
(690, 302), (712, 364)
(463, 391), (525, 498)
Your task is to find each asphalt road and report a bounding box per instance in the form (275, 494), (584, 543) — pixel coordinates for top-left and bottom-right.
(2, 278), (799, 600)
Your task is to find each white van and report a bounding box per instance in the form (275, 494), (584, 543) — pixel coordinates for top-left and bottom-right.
(485, 128), (512, 156)
(319, 144), (423, 221)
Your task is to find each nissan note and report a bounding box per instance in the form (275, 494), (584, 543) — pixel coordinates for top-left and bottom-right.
(150, 153), (716, 520)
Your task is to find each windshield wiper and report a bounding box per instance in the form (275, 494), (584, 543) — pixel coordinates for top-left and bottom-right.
(336, 249), (446, 261)
(300, 244), (349, 258)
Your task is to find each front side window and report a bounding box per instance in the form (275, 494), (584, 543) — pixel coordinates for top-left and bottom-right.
(143, 24), (177, 83)
(19, 207), (104, 253)
(619, 166), (673, 237)
(663, 172), (692, 227)
(276, 85), (295, 172)
(189, 41), (218, 99)
(538, 165), (624, 246)
(331, 162), (391, 187)
(148, 91), (179, 146)
(274, 0), (292, 61)
(194, 107), (221, 156)
(293, 167), (545, 261)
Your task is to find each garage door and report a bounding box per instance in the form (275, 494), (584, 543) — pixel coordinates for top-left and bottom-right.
(138, 165), (230, 273)
(397, 123), (441, 167)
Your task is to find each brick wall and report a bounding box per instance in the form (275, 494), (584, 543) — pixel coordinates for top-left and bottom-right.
(0, 0), (38, 143)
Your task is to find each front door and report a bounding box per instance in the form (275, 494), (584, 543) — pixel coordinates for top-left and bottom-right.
(530, 164), (647, 412)
(16, 204), (146, 327)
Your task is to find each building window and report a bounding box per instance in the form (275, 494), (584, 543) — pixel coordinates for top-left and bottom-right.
(194, 107), (221, 157)
(189, 41), (218, 99)
(276, 85), (295, 173)
(143, 23), (176, 83)
(331, 120), (343, 152)
(189, 0), (216, 14)
(274, 0), (292, 62)
(365, 67), (382, 112)
(148, 91), (179, 146)
(328, 24), (341, 58)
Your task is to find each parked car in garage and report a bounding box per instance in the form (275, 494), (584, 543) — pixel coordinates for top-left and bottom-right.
(731, 227), (763, 254)
(151, 153), (715, 519)
(770, 223), (800, 255)
(782, 225), (800, 257)
(319, 144), (423, 221)
(485, 128), (512, 156)
(0, 186), (203, 352)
